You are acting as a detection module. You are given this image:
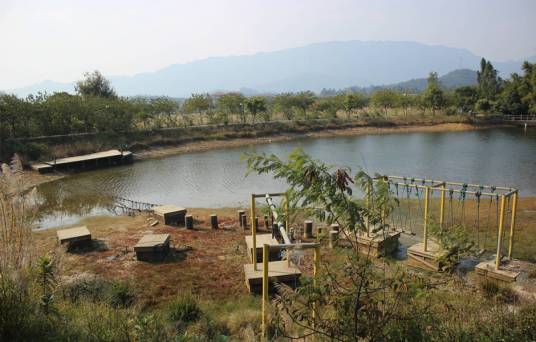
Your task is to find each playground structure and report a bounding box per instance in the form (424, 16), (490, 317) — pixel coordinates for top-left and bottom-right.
(243, 193), (320, 337)
(374, 176), (519, 280)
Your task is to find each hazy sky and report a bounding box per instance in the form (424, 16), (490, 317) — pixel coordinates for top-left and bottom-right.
(1, 0), (535, 89)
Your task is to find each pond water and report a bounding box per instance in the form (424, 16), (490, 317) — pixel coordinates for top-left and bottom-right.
(36, 127), (536, 228)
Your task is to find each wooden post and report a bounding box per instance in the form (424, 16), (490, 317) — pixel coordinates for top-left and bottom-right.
(304, 220), (313, 239)
(495, 195), (506, 270)
(330, 223), (340, 232)
(312, 246), (320, 330)
(423, 186), (430, 252)
(262, 244), (269, 338)
(329, 230), (338, 249)
(264, 215), (269, 231)
(366, 183), (371, 237)
(439, 183), (446, 228)
(210, 214), (218, 230)
(251, 194), (258, 271)
(284, 193), (290, 235)
(508, 192), (518, 259)
(241, 215), (247, 230)
(316, 227), (323, 239)
(238, 210), (245, 227)
(185, 215), (194, 230)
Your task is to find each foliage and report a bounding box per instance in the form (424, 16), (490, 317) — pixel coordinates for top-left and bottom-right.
(75, 70), (117, 98)
(371, 89), (399, 116)
(454, 86), (478, 113)
(428, 222), (474, 271)
(423, 72), (447, 115)
(245, 96), (267, 123)
(168, 294), (202, 324)
(477, 58), (502, 101)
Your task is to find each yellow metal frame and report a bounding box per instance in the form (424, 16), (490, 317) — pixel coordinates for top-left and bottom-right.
(373, 176), (519, 271)
(261, 242), (320, 338)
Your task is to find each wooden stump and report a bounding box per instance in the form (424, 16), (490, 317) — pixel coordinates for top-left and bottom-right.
(238, 210), (245, 227)
(329, 230), (338, 248)
(210, 214), (218, 230)
(241, 215), (247, 230)
(304, 220), (313, 239)
(264, 215), (269, 230)
(185, 215), (194, 230)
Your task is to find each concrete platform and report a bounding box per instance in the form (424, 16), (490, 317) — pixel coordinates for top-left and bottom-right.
(244, 260), (301, 293)
(134, 234), (171, 261)
(407, 241), (446, 271)
(475, 259), (521, 283)
(153, 205), (187, 225)
(245, 234), (282, 262)
(57, 226), (91, 245)
(354, 231), (400, 257)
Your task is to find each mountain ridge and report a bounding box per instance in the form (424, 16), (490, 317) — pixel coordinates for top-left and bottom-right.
(6, 40), (536, 97)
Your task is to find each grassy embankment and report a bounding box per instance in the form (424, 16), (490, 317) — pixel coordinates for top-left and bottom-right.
(22, 112), (500, 163)
(27, 197), (536, 339)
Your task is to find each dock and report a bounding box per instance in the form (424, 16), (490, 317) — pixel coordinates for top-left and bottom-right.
(243, 261), (301, 293)
(245, 234), (282, 262)
(31, 149), (133, 173)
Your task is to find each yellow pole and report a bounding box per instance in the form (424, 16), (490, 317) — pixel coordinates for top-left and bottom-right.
(365, 183), (370, 237)
(284, 194), (290, 235)
(262, 244), (269, 338)
(251, 194), (258, 271)
(439, 184), (446, 228)
(495, 195), (506, 270)
(423, 186), (430, 252)
(312, 246), (320, 331)
(507, 192), (518, 259)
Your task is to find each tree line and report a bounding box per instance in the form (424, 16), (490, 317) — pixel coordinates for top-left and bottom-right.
(1, 60), (535, 149)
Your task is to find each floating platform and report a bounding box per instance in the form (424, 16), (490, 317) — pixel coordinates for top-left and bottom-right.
(153, 205), (187, 226)
(134, 234), (170, 261)
(31, 149), (133, 174)
(243, 261), (301, 294)
(57, 226), (92, 245)
(407, 241), (446, 271)
(245, 234), (282, 262)
(475, 259), (521, 283)
(353, 231), (400, 257)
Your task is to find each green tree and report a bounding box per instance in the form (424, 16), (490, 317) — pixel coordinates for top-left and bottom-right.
(454, 86), (478, 113)
(397, 93), (415, 119)
(75, 70), (117, 98)
(371, 89), (398, 116)
(217, 92), (245, 123)
(423, 72), (446, 115)
(341, 93), (367, 119)
(245, 96), (267, 123)
(293, 91), (316, 118)
(274, 93), (295, 120)
(477, 58), (501, 101)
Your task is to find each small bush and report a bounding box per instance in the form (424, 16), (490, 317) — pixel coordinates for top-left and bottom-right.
(480, 280), (499, 299)
(108, 281), (136, 308)
(496, 286), (519, 304)
(168, 294), (202, 324)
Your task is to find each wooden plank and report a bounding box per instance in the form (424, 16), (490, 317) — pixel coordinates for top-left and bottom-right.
(474, 260), (519, 283)
(57, 226), (91, 244)
(244, 261), (301, 293)
(245, 234), (281, 262)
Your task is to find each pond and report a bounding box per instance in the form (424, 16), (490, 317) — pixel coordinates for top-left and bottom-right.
(36, 127), (536, 228)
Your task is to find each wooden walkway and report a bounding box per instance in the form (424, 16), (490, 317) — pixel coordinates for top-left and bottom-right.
(31, 149), (133, 173)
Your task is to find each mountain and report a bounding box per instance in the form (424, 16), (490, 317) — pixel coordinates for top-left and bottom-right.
(381, 69), (478, 93)
(6, 41), (536, 97)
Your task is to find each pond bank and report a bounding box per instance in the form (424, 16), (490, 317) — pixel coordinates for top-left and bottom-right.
(135, 122), (505, 160)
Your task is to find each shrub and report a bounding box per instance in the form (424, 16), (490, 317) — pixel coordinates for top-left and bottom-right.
(480, 280), (499, 299)
(168, 294), (201, 324)
(63, 275), (136, 308)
